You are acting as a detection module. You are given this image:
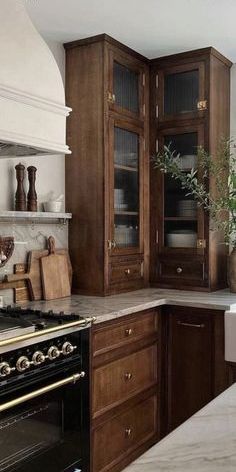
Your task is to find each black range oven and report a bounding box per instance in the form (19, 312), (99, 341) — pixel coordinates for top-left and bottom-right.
(0, 326), (90, 472)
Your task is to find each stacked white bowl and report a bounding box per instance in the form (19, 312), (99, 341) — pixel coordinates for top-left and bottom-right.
(177, 199), (197, 218)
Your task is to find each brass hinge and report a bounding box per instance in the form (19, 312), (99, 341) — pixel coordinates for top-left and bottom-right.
(142, 73), (146, 86)
(197, 239), (206, 249)
(107, 91), (115, 103)
(156, 75), (159, 88)
(156, 105), (159, 118)
(197, 100), (207, 111)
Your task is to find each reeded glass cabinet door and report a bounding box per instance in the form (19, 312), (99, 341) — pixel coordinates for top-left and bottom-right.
(108, 50), (145, 120)
(109, 121), (144, 254)
(158, 62), (206, 120)
(158, 126), (205, 252)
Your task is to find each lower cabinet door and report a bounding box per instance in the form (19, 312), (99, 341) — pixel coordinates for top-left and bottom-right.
(167, 307), (212, 432)
(92, 395), (157, 472)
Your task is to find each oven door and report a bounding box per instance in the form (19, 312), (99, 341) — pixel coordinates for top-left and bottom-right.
(0, 366), (89, 472)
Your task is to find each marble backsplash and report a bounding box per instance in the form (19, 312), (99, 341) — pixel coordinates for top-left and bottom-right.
(0, 221), (68, 304)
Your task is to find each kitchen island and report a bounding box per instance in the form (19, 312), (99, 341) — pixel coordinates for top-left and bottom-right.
(122, 382), (236, 472)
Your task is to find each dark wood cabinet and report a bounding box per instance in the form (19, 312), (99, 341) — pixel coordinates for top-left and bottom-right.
(91, 310), (159, 472)
(65, 34), (149, 296)
(163, 306), (230, 434)
(150, 48), (232, 291)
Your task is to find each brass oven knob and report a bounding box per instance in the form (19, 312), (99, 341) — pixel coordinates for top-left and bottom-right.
(176, 267), (183, 274)
(47, 346), (60, 361)
(16, 356), (30, 372)
(62, 342), (77, 356)
(0, 362), (11, 377)
(32, 351), (45, 366)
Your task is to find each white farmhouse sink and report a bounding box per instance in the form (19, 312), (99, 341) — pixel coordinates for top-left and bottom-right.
(225, 310), (236, 362)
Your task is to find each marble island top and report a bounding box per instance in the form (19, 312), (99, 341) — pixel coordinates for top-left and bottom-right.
(23, 288), (236, 324)
(123, 383), (236, 472)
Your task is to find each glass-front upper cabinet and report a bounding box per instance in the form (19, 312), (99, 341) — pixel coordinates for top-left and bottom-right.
(158, 125), (205, 252)
(108, 49), (146, 120)
(157, 62), (206, 121)
(108, 119), (144, 255)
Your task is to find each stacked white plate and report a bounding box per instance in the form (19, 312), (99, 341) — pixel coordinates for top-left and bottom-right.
(177, 199), (197, 218)
(175, 154), (197, 170)
(114, 188), (128, 210)
(167, 229), (197, 248)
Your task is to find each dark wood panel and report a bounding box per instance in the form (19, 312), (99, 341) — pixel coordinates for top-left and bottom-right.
(92, 310), (158, 357)
(92, 344), (157, 417)
(92, 394), (157, 472)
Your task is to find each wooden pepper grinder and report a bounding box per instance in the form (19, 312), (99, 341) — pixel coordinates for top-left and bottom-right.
(27, 166), (37, 212)
(15, 163), (26, 211)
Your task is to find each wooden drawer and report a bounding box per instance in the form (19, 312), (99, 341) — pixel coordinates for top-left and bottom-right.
(159, 260), (205, 281)
(92, 344), (157, 416)
(109, 260), (143, 285)
(93, 311), (158, 356)
(93, 394), (157, 472)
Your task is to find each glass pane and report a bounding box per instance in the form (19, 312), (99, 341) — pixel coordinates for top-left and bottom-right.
(164, 70), (199, 115)
(163, 132), (198, 248)
(114, 62), (139, 114)
(114, 127), (139, 248)
(0, 398), (62, 471)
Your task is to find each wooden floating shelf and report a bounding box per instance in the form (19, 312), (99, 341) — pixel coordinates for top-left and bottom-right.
(0, 211), (72, 224)
(114, 164), (138, 172)
(115, 211), (139, 216)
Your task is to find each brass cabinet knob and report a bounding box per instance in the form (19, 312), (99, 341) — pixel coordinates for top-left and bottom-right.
(125, 268), (131, 275)
(125, 428), (132, 437)
(176, 267), (183, 274)
(125, 328), (133, 337)
(125, 372), (133, 381)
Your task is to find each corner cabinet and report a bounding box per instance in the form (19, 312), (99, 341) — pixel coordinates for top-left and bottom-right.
(65, 34), (149, 295)
(150, 48), (232, 291)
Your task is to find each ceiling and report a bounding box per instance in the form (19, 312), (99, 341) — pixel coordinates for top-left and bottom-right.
(24, 0), (236, 61)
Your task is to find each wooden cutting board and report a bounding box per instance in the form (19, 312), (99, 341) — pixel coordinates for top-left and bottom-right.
(40, 236), (71, 300)
(6, 246), (72, 301)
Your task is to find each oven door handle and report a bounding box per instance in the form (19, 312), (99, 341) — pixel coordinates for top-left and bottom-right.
(0, 371), (85, 413)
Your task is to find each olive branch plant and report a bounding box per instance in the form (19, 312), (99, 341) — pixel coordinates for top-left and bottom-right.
(152, 138), (236, 247)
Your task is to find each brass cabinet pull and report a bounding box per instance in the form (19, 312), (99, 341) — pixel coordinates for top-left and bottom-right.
(177, 321), (205, 329)
(125, 428), (132, 437)
(124, 372), (133, 381)
(176, 267), (183, 274)
(125, 328), (133, 337)
(0, 372), (85, 413)
(125, 268), (131, 275)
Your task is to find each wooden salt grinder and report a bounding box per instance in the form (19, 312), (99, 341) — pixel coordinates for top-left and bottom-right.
(15, 163), (26, 211)
(27, 166), (37, 212)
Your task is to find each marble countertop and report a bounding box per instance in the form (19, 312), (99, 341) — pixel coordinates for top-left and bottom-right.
(21, 287), (236, 324)
(123, 383), (236, 472)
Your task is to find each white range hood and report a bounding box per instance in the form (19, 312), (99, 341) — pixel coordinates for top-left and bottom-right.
(0, 0), (71, 157)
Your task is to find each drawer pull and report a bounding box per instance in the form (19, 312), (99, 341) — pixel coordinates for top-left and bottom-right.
(124, 372), (133, 381)
(125, 427), (132, 437)
(176, 267), (183, 274)
(125, 328), (133, 337)
(124, 268), (131, 275)
(177, 321), (205, 329)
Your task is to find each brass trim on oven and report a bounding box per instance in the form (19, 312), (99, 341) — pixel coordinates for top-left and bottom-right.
(0, 316), (97, 348)
(0, 371), (86, 413)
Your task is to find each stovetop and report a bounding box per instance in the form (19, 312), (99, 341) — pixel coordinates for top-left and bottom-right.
(0, 306), (85, 336)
